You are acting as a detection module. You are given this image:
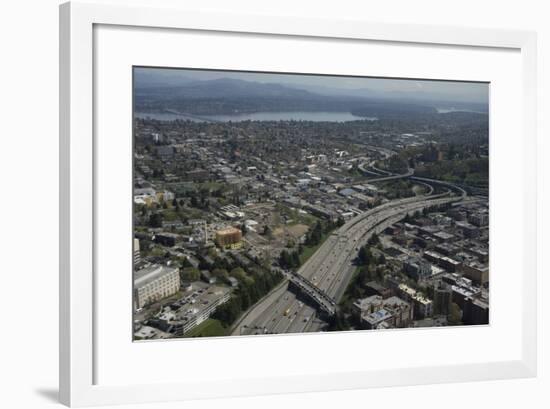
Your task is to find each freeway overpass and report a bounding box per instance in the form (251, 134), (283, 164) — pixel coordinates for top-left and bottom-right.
(364, 167), (414, 183)
(357, 160), (414, 182)
(283, 270), (337, 316)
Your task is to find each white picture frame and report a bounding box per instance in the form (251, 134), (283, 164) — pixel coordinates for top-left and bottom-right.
(59, 1), (537, 407)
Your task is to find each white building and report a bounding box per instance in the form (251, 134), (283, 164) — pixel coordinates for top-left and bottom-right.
(134, 264), (180, 309)
(133, 238), (140, 265)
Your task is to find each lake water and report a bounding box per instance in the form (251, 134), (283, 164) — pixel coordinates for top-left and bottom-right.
(135, 111), (377, 122)
(436, 107), (488, 114)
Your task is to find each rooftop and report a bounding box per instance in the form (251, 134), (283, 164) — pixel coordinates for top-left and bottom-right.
(216, 226), (241, 235)
(156, 283), (231, 325)
(364, 308), (393, 325)
(134, 264), (179, 288)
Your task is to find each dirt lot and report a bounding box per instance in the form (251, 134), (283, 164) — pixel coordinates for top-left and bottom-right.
(273, 223), (309, 239)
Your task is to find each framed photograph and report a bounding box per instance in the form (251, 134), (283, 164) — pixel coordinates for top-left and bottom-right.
(59, 1), (537, 407)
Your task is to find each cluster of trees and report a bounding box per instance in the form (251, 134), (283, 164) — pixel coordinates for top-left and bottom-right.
(331, 217), (346, 230)
(304, 221), (324, 246)
(326, 311), (351, 332)
(262, 225), (273, 239)
(341, 241), (388, 303)
(416, 157), (488, 188)
(357, 245), (373, 266)
(385, 154), (409, 173)
(148, 213), (163, 228)
(279, 249), (300, 269)
(189, 195), (210, 209)
(397, 143), (489, 188)
(447, 302), (464, 326)
(381, 179), (415, 200)
(180, 267), (200, 282)
(212, 269), (284, 328)
(304, 218), (343, 247)
(418, 144), (441, 163)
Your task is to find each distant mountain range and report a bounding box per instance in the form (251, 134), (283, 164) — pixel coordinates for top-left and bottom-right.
(134, 73), (487, 118)
(135, 78), (317, 100)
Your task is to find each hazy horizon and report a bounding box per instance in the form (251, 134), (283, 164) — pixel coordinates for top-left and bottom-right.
(135, 67), (489, 106)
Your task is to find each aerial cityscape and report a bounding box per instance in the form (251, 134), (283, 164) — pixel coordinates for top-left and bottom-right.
(132, 67), (489, 340)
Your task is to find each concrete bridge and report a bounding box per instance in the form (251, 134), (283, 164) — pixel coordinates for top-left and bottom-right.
(282, 270), (337, 316)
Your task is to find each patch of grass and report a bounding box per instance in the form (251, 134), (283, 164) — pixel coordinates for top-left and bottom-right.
(184, 318), (226, 338)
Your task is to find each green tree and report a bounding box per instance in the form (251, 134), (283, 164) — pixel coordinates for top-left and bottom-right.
(212, 268), (228, 280)
(357, 246), (372, 266)
(148, 213), (163, 228)
(306, 222), (323, 245)
(279, 250), (292, 269)
(448, 302), (463, 326)
(181, 267), (200, 282)
(263, 225), (273, 239)
(368, 233), (379, 246)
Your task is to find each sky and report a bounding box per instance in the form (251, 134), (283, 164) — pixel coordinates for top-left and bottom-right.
(135, 67), (489, 105)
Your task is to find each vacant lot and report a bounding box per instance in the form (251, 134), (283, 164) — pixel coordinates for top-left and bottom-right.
(273, 223), (309, 240)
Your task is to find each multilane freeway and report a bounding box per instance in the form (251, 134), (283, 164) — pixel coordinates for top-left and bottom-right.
(233, 181), (466, 336)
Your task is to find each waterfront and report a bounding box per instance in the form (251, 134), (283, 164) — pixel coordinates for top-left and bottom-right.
(135, 110), (377, 122)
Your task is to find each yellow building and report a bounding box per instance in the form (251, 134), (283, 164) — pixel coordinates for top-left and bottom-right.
(215, 227), (243, 249)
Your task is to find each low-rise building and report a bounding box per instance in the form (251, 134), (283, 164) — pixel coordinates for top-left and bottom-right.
(154, 232), (179, 247)
(423, 250), (461, 272)
(381, 296), (413, 327)
(152, 284), (231, 335)
(397, 283), (433, 318)
(463, 296), (489, 325)
(363, 309), (393, 329)
(433, 283), (452, 316)
(201, 270), (217, 284)
(354, 295), (412, 329)
(364, 281), (392, 298)
(352, 295), (383, 319)
(403, 257), (432, 280)
(457, 222), (480, 239)
(461, 262), (489, 286)
(468, 212), (489, 227)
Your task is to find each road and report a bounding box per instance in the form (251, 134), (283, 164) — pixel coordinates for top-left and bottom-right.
(235, 186), (465, 336)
